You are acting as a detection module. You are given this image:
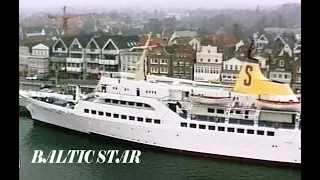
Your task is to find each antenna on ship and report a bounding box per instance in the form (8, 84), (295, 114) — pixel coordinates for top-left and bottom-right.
(246, 38), (259, 64)
(135, 32), (152, 81)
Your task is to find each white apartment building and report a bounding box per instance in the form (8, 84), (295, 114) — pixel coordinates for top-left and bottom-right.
(221, 57), (244, 85)
(193, 46), (223, 82)
(27, 43), (51, 76)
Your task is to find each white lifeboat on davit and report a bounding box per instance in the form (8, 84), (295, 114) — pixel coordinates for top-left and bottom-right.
(256, 95), (301, 111)
(189, 90), (232, 106)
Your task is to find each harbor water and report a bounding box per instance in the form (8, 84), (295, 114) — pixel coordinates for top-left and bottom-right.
(19, 114), (301, 180)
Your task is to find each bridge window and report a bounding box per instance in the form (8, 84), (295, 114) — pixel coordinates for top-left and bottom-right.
(247, 129), (254, 134)
(120, 101), (126, 105)
(217, 109), (224, 114)
(154, 119), (161, 124)
(136, 103), (143, 107)
(146, 118), (152, 123)
(181, 122), (187, 127)
(267, 131), (275, 136)
(190, 124), (196, 128)
(144, 104), (151, 108)
(199, 124), (206, 129)
(128, 102), (135, 106)
(218, 127), (225, 131)
(237, 128), (244, 133)
(112, 100), (119, 104)
(257, 130), (264, 135)
(84, 109), (89, 113)
(105, 99), (111, 103)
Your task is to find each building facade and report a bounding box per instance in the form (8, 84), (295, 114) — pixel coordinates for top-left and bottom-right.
(221, 57), (244, 85)
(193, 46), (223, 82)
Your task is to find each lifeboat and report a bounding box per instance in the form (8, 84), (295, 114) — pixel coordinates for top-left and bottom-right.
(256, 96), (301, 111)
(190, 93), (231, 106)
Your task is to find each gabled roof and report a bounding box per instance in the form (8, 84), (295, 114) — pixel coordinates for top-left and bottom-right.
(60, 36), (76, 47)
(23, 26), (44, 34)
(173, 37), (193, 45)
(92, 35), (111, 48)
(109, 35), (139, 50)
(75, 35), (92, 48)
(41, 40), (55, 47)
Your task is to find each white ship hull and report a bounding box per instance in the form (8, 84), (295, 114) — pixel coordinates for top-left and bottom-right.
(23, 95), (301, 166)
(19, 96), (27, 107)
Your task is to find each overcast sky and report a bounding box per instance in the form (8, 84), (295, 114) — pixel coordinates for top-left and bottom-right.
(19, 0), (301, 10)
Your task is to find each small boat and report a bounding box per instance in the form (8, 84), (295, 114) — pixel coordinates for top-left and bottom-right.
(190, 93), (231, 106)
(256, 98), (301, 111)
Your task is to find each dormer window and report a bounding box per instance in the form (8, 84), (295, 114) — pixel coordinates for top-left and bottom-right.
(279, 60), (285, 67)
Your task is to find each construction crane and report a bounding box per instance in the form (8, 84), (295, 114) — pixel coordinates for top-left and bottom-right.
(48, 6), (93, 37)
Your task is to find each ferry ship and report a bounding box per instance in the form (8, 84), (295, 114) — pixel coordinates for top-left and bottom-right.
(20, 34), (301, 167)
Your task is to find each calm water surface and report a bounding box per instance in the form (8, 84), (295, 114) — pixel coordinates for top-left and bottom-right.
(19, 115), (300, 180)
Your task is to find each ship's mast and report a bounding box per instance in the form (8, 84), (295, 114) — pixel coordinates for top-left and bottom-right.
(135, 32), (152, 81)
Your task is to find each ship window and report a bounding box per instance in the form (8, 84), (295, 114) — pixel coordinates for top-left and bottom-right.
(208, 126), (215, 130)
(91, 110), (96, 114)
(190, 124), (196, 128)
(137, 117), (143, 122)
(105, 99), (111, 103)
(121, 115), (127, 119)
(120, 101), (126, 105)
(199, 124), (206, 129)
(181, 122), (187, 127)
(235, 111), (241, 114)
(129, 116), (135, 120)
(208, 108), (215, 113)
(247, 129), (254, 134)
(267, 131), (275, 136)
(128, 102), (135, 106)
(154, 119), (161, 124)
(136, 103), (143, 107)
(98, 111), (104, 116)
(146, 118), (152, 123)
(106, 113), (111, 117)
(217, 109), (224, 114)
(218, 127), (225, 131)
(237, 128), (244, 133)
(112, 100), (119, 104)
(84, 109), (89, 113)
(113, 114), (119, 118)
(257, 130), (264, 135)
(144, 104), (151, 108)
(227, 127), (234, 132)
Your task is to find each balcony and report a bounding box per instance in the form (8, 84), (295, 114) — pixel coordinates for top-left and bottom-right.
(87, 68), (99, 74)
(86, 58), (99, 63)
(66, 67), (83, 73)
(86, 49), (101, 54)
(102, 50), (118, 54)
(66, 58), (84, 63)
(70, 48), (83, 53)
(53, 48), (67, 53)
(51, 57), (66, 63)
(98, 59), (119, 65)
